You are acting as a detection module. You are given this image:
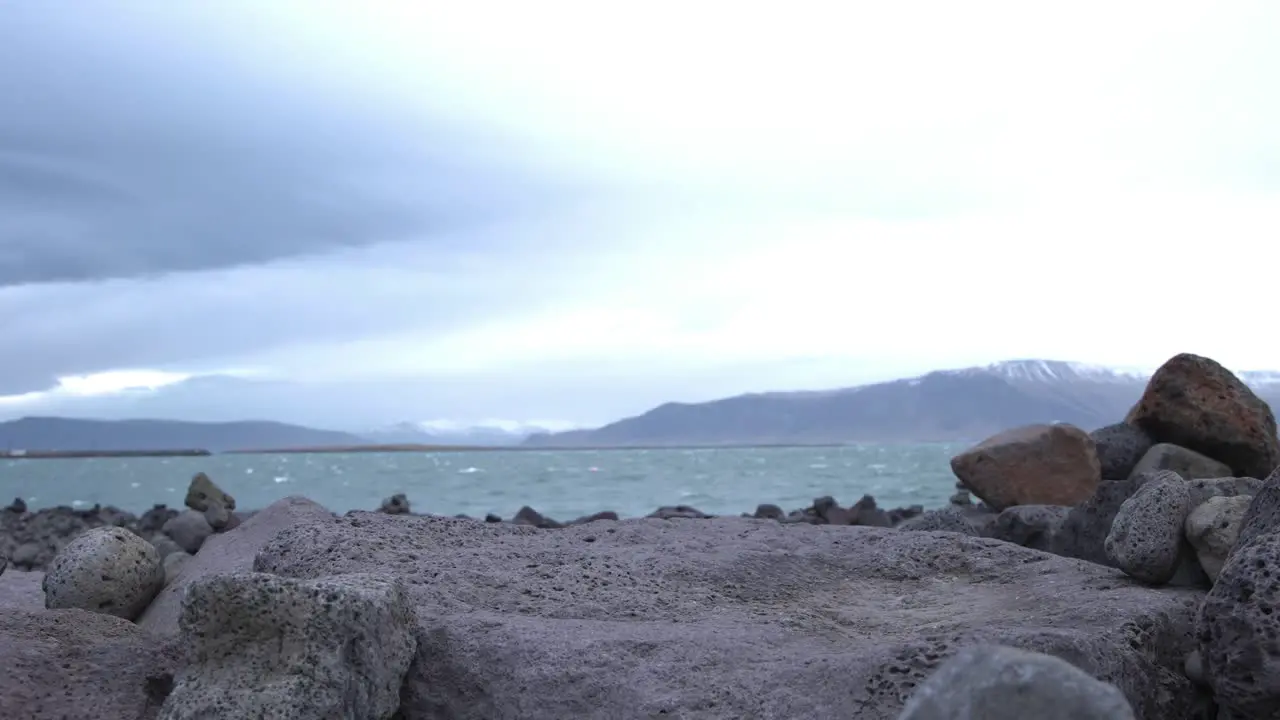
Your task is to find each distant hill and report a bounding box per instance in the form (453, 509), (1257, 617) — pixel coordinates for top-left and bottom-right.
(0, 416), (365, 453)
(359, 421), (551, 447)
(523, 360), (1280, 447)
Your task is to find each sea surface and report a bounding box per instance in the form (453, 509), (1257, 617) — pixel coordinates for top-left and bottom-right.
(0, 444), (966, 519)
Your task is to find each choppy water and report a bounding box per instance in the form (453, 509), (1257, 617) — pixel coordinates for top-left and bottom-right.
(0, 444), (964, 519)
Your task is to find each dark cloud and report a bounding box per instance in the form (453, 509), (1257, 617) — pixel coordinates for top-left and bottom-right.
(0, 4), (582, 287)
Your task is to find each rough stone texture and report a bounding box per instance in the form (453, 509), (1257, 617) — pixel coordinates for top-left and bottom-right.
(139, 495), (335, 636)
(951, 423), (1102, 511)
(1185, 476), (1264, 510)
(1126, 353), (1280, 481)
(1104, 472), (1193, 584)
(1130, 443), (1233, 482)
(43, 526), (165, 620)
(163, 552), (191, 586)
(1053, 474), (1155, 567)
(159, 572), (416, 720)
(990, 505), (1068, 552)
(0, 608), (181, 720)
(255, 512), (1208, 720)
(1092, 422), (1155, 480)
(184, 472), (236, 531)
(897, 644), (1135, 720)
(1198, 527), (1280, 718)
(897, 506), (988, 536)
(160, 511), (212, 555)
(1234, 466), (1280, 552)
(1185, 495), (1251, 581)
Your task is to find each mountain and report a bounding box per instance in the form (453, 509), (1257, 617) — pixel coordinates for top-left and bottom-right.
(0, 416), (365, 453)
(523, 359), (1280, 447)
(359, 421), (552, 446)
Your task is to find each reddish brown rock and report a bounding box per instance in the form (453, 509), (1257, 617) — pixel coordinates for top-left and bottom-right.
(951, 424), (1102, 511)
(1125, 353), (1279, 480)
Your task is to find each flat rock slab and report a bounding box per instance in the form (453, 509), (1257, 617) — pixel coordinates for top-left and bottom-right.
(256, 513), (1208, 720)
(0, 607), (180, 720)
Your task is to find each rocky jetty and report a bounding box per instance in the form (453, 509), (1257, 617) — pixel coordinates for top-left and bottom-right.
(3, 351), (1280, 718)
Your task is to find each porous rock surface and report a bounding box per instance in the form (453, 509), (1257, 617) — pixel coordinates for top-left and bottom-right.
(950, 423), (1101, 511)
(0, 607), (180, 720)
(139, 495), (334, 635)
(43, 525), (165, 620)
(897, 644), (1135, 720)
(1126, 353), (1280, 481)
(159, 572), (416, 720)
(255, 512), (1206, 720)
(1091, 422), (1155, 480)
(1105, 471), (1193, 584)
(990, 505), (1067, 552)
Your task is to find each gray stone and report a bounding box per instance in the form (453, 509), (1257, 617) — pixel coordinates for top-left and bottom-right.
(254, 512), (1208, 720)
(1105, 472), (1192, 584)
(1185, 495), (1251, 581)
(161, 510), (212, 554)
(990, 505), (1068, 552)
(379, 492), (410, 515)
(1198, 526), (1280, 718)
(897, 506), (985, 536)
(10, 542), (40, 569)
(184, 472), (235, 531)
(1185, 475), (1263, 509)
(1091, 422), (1155, 480)
(149, 532), (185, 561)
(1233, 466), (1280, 552)
(163, 552), (191, 586)
(139, 495), (336, 636)
(42, 526), (165, 620)
(0, 568), (43, 611)
(0, 608), (180, 720)
(897, 644), (1135, 720)
(158, 572), (416, 720)
(1130, 443), (1233, 481)
(1053, 474), (1157, 567)
(648, 505), (712, 520)
(752, 504), (784, 520)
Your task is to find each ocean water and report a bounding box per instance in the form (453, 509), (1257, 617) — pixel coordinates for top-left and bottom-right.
(0, 444), (965, 519)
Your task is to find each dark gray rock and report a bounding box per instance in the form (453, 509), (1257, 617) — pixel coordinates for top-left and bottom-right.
(897, 644), (1135, 719)
(158, 572), (416, 720)
(1104, 472), (1192, 584)
(752, 503), (785, 520)
(255, 512), (1208, 720)
(1091, 422), (1155, 480)
(184, 472), (235, 531)
(990, 505), (1068, 552)
(647, 505), (712, 520)
(898, 507), (987, 536)
(514, 505), (564, 528)
(1052, 474), (1157, 567)
(571, 511), (619, 524)
(379, 492), (411, 515)
(160, 510), (212, 555)
(1185, 495), (1251, 581)
(1130, 443), (1232, 482)
(0, 503), (140, 571)
(1198, 524), (1280, 718)
(1233, 466), (1280, 552)
(1185, 476), (1263, 509)
(0, 608), (180, 720)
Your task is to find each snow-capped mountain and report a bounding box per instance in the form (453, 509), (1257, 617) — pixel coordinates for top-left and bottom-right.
(362, 420), (579, 446)
(525, 358), (1280, 447)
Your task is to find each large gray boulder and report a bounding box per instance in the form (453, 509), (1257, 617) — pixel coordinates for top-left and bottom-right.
(0, 607), (180, 720)
(255, 512), (1208, 720)
(1104, 472), (1192, 584)
(897, 644), (1135, 719)
(42, 526), (165, 620)
(139, 495), (335, 635)
(158, 572), (416, 720)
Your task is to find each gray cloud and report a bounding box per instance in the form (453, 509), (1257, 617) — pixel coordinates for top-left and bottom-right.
(0, 4), (585, 287)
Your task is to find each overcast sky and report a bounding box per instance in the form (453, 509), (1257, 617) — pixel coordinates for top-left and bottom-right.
(1, 1), (1278, 430)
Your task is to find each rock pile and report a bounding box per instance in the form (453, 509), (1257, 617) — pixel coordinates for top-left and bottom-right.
(2, 350), (1279, 718)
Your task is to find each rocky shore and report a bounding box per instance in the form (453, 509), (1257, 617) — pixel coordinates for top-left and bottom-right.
(2, 352), (1280, 718)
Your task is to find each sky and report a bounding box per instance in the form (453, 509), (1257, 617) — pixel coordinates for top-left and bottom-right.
(1, 0), (1278, 431)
